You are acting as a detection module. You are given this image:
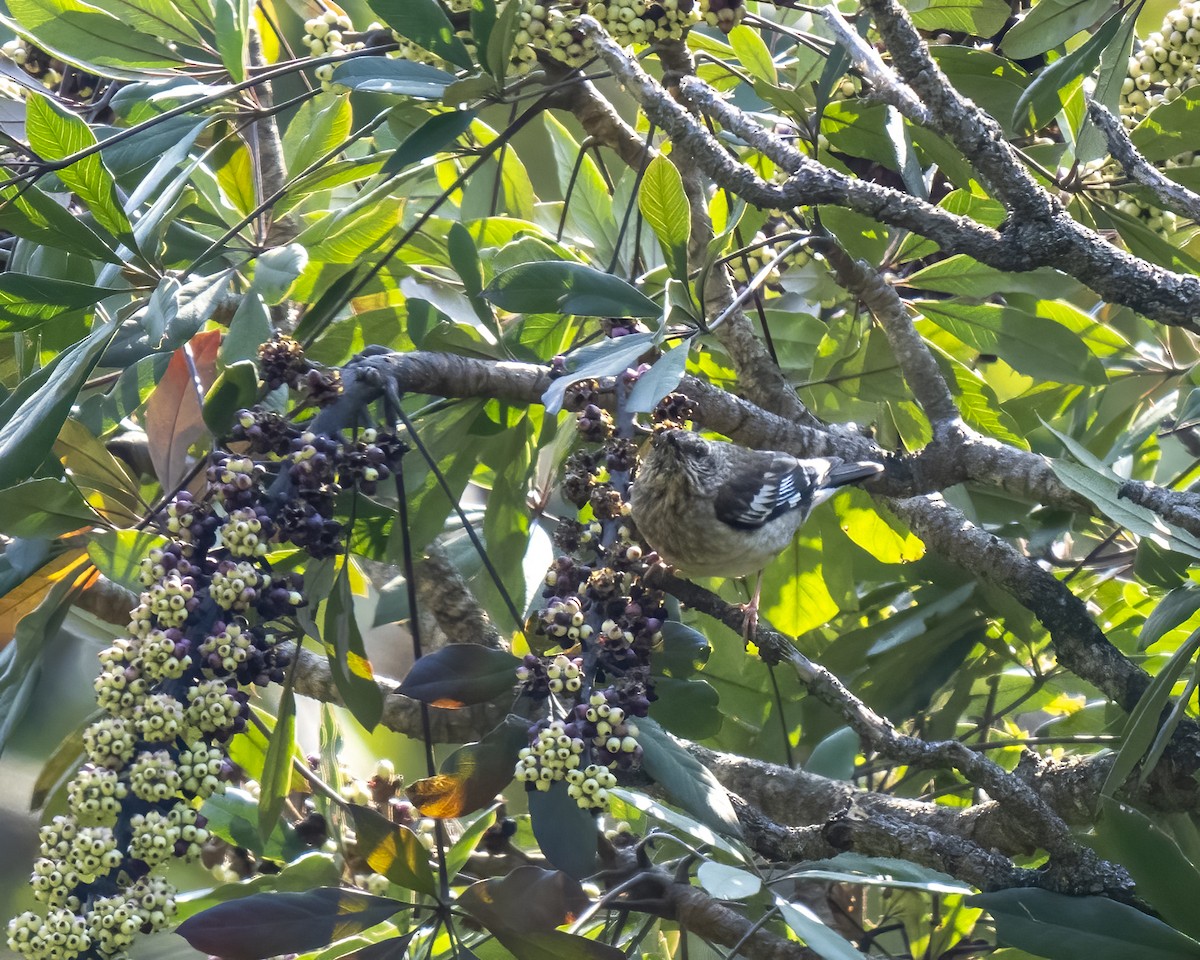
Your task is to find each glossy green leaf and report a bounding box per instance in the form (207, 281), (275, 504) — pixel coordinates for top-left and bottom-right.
(1130, 87), (1200, 162)
(908, 0), (1009, 34)
(396, 643), (519, 707)
(485, 261), (660, 319)
(626, 341), (690, 414)
(1011, 7), (1127, 128)
(638, 154), (691, 281)
(258, 678), (296, 843)
(26, 94), (134, 245)
(1001, 0), (1112, 58)
(361, 0), (473, 69)
(1140, 585), (1200, 651)
(283, 95), (352, 176)
(527, 781), (598, 880)
(176, 887), (404, 960)
(0, 479), (102, 538)
(0, 321), (117, 490)
(1089, 799), (1200, 940)
(638, 717), (742, 837)
(540, 332), (657, 415)
(203, 361), (260, 437)
(330, 58), (455, 98)
(3, 0), (183, 72)
(775, 896), (866, 960)
(87, 530), (170, 593)
(649, 676), (721, 739)
(0, 275), (116, 332)
(971, 888), (1200, 960)
(0, 180), (120, 263)
(917, 299), (1106, 385)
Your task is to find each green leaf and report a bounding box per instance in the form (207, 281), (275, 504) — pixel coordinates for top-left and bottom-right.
(1045, 425), (1200, 559)
(775, 896), (866, 960)
(835, 488), (924, 563)
(347, 803), (438, 896)
(638, 155), (691, 282)
(638, 717), (742, 837)
(330, 58), (455, 98)
(396, 644), (520, 707)
(0, 321), (117, 490)
(213, 0), (247, 80)
(283, 93), (352, 176)
(405, 715), (527, 818)
(791, 853), (973, 894)
(0, 180), (120, 263)
(258, 678), (296, 843)
(654, 621), (711, 678)
(697, 861), (761, 900)
(1000, 0), (1113, 58)
(176, 887), (405, 960)
(175, 853), (341, 922)
(626, 342), (690, 414)
(485, 261), (660, 319)
(0, 274), (116, 332)
(1088, 799), (1200, 941)
(1011, 7), (1127, 128)
(727, 23), (777, 83)
(971, 888), (1200, 960)
(84, 0), (203, 43)
(649, 676), (721, 739)
(448, 220), (500, 336)
(485, 0), (521, 80)
(540, 332), (657, 415)
(203, 361), (260, 436)
(1101, 627), (1200, 798)
(1130, 87), (1200, 163)
(25, 95), (134, 245)
(527, 781), (598, 880)
(902, 255), (1068, 298)
(322, 562), (384, 730)
(87, 530), (169, 593)
(916, 299), (1106, 385)
(907, 0), (1010, 35)
(252, 244), (309, 305)
(0, 479), (102, 538)
(1139, 585), (1200, 651)
(362, 0), (473, 69)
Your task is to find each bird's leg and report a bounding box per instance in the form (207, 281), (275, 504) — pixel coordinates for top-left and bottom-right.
(741, 572), (764, 644)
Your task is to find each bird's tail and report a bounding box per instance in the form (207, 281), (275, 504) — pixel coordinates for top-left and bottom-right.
(824, 461), (885, 488)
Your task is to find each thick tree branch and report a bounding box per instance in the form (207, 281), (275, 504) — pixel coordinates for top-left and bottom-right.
(1087, 101), (1200, 222)
(576, 24), (1200, 328)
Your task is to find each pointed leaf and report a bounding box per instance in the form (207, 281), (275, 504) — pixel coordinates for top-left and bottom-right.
(406, 715), (527, 818)
(637, 718), (742, 838)
(396, 643), (519, 708)
(347, 803), (438, 897)
(971, 888), (1200, 960)
(258, 678), (296, 843)
(528, 782), (598, 879)
(144, 330), (221, 492)
(322, 561), (383, 730)
(176, 887), (405, 960)
(484, 261), (660, 318)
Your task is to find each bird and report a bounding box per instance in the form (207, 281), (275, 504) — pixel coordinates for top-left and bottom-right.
(630, 427), (884, 636)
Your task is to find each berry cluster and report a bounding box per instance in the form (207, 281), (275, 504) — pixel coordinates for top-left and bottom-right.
(8, 339), (409, 960)
(514, 337), (679, 815)
(0, 39), (101, 99)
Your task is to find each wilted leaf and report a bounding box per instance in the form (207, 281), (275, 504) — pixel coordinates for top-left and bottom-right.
(144, 330), (221, 493)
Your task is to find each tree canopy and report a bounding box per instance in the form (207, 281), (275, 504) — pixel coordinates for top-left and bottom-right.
(3, 0), (1200, 958)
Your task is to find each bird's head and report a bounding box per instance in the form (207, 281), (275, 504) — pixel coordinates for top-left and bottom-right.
(646, 427), (722, 494)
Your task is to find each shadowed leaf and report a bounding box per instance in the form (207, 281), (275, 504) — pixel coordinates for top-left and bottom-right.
(176, 887), (404, 960)
(397, 644), (519, 708)
(347, 804), (438, 897)
(407, 716), (527, 818)
(459, 866), (589, 933)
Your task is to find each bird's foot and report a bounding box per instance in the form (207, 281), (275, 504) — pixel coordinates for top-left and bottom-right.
(740, 600), (760, 646)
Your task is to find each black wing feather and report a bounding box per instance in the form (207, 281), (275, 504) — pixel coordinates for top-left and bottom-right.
(713, 453), (834, 530)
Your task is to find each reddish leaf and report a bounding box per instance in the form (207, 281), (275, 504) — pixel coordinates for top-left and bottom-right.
(347, 804), (438, 897)
(175, 887), (403, 960)
(406, 716), (527, 818)
(396, 644), (520, 708)
(459, 866), (589, 934)
(144, 330), (221, 492)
